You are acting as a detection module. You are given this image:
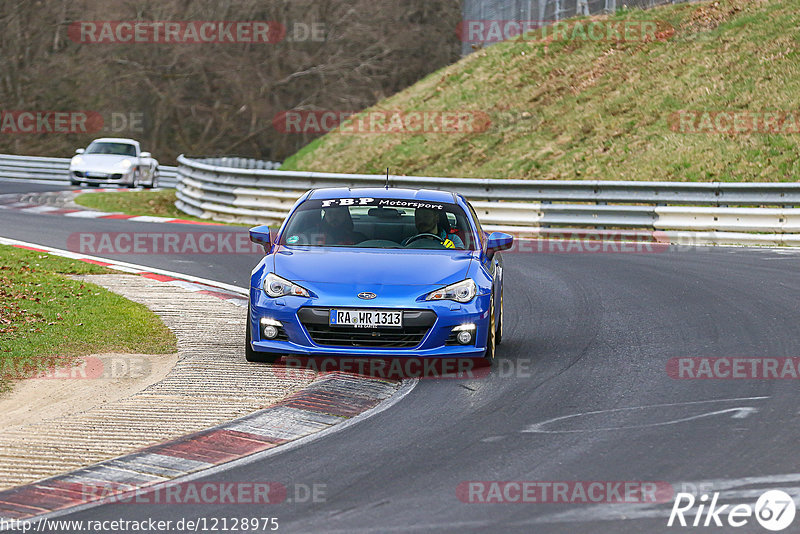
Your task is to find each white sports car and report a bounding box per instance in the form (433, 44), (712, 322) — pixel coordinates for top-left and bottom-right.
(69, 138), (159, 188)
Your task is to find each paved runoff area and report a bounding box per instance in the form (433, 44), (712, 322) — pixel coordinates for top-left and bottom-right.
(0, 274), (401, 521)
(0, 274), (317, 491)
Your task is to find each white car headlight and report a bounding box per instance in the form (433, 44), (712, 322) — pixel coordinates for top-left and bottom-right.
(425, 279), (477, 303)
(71, 156), (84, 165)
(118, 159), (133, 169)
(263, 273), (310, 298)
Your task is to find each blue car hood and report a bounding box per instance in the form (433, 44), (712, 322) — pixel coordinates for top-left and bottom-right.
(273, 247), (473, 287)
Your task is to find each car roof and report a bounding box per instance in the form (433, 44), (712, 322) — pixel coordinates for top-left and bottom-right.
(307, 187), (457, 204)
(89, 138), (139, 145)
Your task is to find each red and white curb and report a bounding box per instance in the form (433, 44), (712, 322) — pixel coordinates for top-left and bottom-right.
(0, 235), (414, 522)
(0, 373), (408, 521)
(0, 236), (248, 307)
(0, 188), (225, 226)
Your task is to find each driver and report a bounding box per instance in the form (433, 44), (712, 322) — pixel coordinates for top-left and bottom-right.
(319, 206), (367, 245)
(404, 208), (464, 249)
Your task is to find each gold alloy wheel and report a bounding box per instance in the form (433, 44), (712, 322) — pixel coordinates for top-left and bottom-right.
(485, 293), (496, 363)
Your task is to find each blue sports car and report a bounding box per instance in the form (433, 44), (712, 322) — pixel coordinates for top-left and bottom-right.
(246, 187), (513, 364)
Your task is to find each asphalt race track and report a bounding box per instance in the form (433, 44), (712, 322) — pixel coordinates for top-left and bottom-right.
(4, 180), (800, 533)
(0, 181), (262, 288)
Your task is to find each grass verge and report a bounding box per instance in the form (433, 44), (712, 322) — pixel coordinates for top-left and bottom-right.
(0, 245), (177, 392)
(282, 0), (800, 182)
(74, 189), (222, 224)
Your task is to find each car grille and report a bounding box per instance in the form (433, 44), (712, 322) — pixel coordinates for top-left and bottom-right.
(298, 307), (436, 349)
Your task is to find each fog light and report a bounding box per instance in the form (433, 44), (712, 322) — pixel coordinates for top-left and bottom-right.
(457, 330), (473, 345)
(452, 323), (476, 345)
(263, 325), (279, 339)
(260, 318), (282, 340)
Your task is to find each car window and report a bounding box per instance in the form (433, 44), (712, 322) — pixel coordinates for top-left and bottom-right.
(280, 197), (475, 250)
(84, 142), (137, 157)
(466, 201), (487, 251)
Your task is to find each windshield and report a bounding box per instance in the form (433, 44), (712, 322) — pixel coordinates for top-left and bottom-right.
(280, 197), (475, 250)
(85, 142), (137, 156)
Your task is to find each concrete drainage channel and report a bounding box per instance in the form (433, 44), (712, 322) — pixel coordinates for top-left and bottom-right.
(0, 247), (406, 522)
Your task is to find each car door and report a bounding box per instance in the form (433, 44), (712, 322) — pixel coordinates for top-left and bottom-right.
(466, 201), (502, 317)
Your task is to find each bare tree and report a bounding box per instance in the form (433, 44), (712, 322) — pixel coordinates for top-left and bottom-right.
(0, 0), (462, 162)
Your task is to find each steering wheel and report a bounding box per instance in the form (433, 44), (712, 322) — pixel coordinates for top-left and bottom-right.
(404, 233), (446, 246)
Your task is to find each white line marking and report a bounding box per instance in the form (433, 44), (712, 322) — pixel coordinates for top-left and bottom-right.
(63, 211), (107, 218)
(522, 397), (769, 433)
(0, 236), (248, 295)
(127, 215), (175, 223)
(20, 205), (60, 213)
(107, 266), (145, 274)
(167, 280), (204, 292)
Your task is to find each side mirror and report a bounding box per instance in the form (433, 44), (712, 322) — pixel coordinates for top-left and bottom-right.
(486, 232), (513, 256)
(249, 225), (272, 253)
(75, 148), (85, 154)
(140, 152), (151, 158)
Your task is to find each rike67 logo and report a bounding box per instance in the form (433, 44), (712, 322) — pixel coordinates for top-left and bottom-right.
(668, 490), (796, 531)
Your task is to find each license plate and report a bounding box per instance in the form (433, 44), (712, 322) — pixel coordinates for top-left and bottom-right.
(87, 172), (107, 178)
(329, 309), (402, 328)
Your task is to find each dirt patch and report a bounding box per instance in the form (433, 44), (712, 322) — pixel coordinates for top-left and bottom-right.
(0, 352), (178, 429)
(683, 0), (757, 32)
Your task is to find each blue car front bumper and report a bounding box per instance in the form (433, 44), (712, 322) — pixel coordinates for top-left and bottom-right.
(248, 287), (491, 358)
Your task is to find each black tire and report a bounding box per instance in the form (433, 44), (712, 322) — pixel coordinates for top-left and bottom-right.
(483, 293), (496, 364)
(495, 285), (504, 345)
(143, 169), (157, 189)
(245, 309), (281, 363)
(70, 180), (80, 187)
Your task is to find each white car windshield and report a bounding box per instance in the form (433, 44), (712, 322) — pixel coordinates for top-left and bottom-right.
(84, 142), (137, 157)
(280, 197), (475, 250)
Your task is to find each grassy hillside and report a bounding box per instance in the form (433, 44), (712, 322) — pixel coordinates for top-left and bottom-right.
(282, 0), (800, 181)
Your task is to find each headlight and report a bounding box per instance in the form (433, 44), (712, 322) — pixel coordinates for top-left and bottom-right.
(119, 159), (133, 169)
(425, 279), (477, 303)
(72, 156), (84, 165)
(263, 272), (310, 298)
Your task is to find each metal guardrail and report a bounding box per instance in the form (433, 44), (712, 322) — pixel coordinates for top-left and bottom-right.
(175, 155), (800, 246)
(0, 154), (179, 187)
(183, 156), (282, 171)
